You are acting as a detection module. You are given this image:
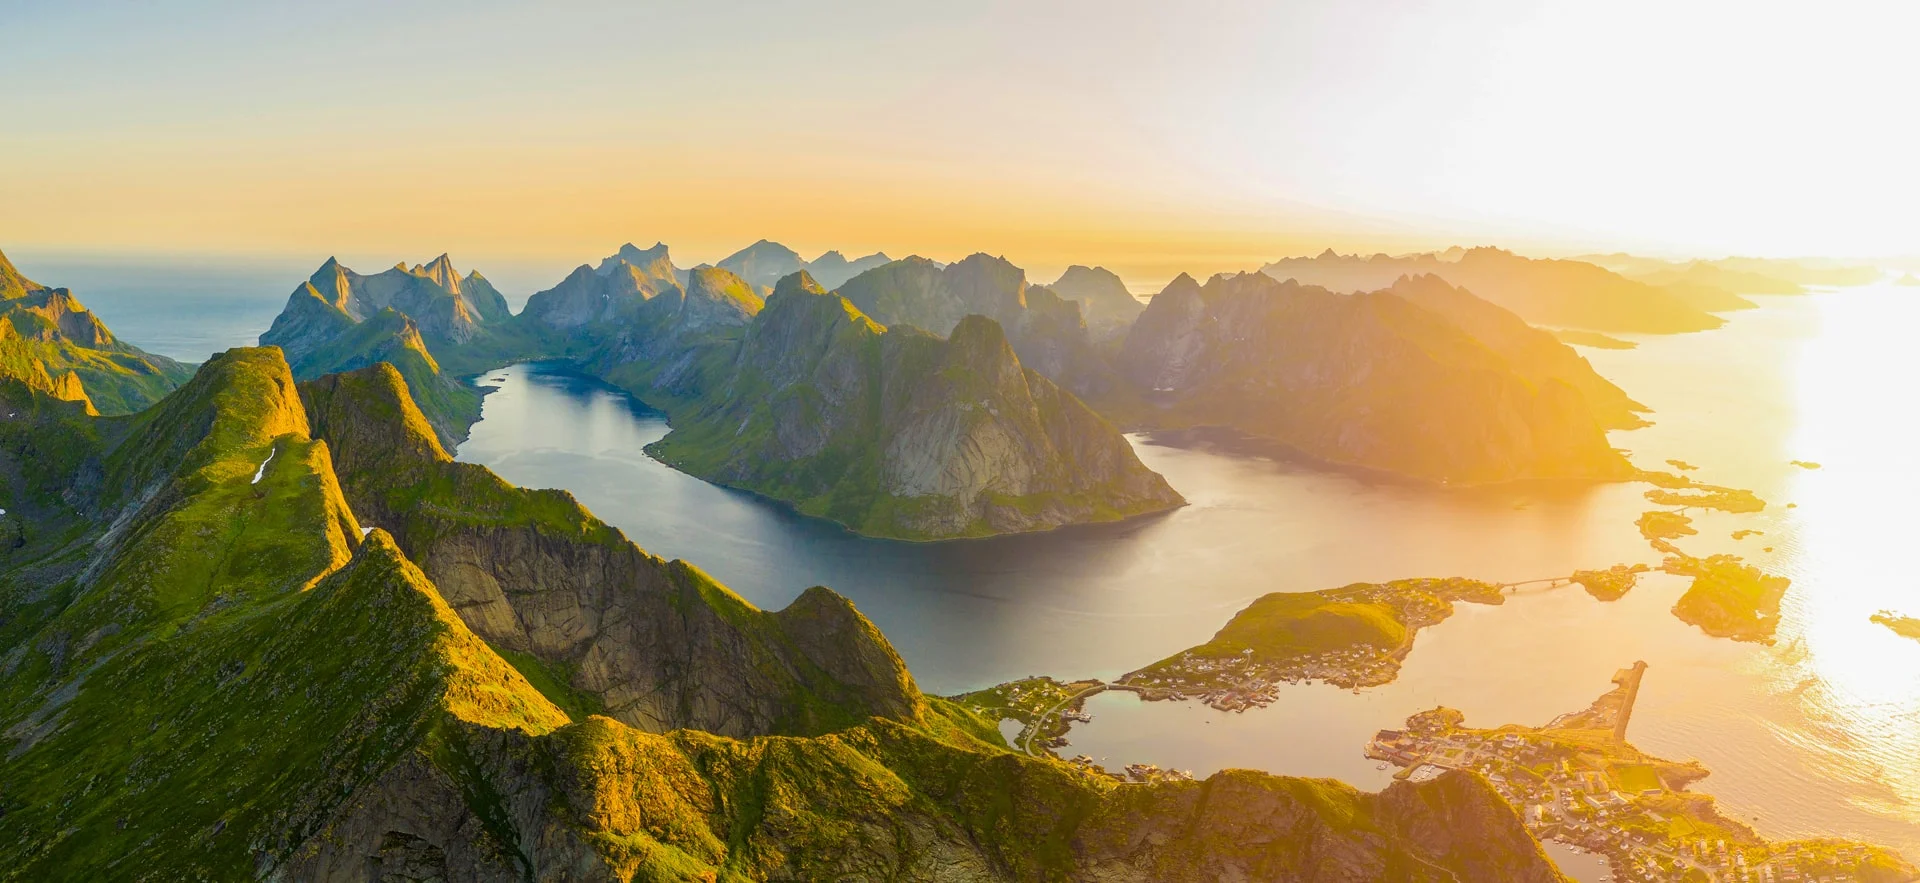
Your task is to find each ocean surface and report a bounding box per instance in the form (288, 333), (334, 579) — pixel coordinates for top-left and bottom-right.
(33, 254), (1920, 857)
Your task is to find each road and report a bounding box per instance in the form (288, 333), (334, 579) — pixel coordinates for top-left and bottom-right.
(1018, 682), (1108, 757)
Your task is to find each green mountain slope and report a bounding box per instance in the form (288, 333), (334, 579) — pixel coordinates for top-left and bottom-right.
(260, 256), (509, 446)
(0, 247), (191, 414)
(300, 362), (923, 737)
(0, 346), (1570, 881)
(649, 273), (1184, 539)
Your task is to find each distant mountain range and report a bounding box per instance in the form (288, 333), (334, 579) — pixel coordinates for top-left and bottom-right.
(1264, 247), (1733, 333)
(241, 238), (1704, 510)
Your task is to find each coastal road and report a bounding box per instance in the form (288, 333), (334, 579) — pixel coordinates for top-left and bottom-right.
(1019, 682), (1109, 757)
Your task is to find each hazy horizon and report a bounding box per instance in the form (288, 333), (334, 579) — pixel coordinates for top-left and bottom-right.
(8, 1), (1918, 281)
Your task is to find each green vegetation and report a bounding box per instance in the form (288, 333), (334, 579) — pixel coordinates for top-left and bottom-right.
(648, 275), (1181, 540)
(1665, 553), (1791, 643)
(0, 346), (1567, 881)
(1125, 578), (1505, 699)
(0, 251), (190, 414)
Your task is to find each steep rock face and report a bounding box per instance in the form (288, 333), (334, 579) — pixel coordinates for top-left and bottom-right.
(718, 238), (807, 291)
(649, 273), (1182, 539)
(805, 248), (893, 290)
(1264, 247), (1725, 333)
(1050, 264), (1145, 338)
(522, 243), (683, 331)
(258, 256), (503, 445)
(838, 253), (1116, 398)
(1384, 274), (1648, 429)
(1117, 272), (1631, 484)
(0, 249), (190, 415)
(264, 255), (499, 357)
(300, 363), (922, 738)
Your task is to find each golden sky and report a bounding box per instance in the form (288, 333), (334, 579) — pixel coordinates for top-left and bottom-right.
(5, 1), (1917, 285)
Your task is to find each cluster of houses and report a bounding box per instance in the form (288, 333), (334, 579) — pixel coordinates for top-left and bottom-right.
(1120, 644), (1401, 711)
(1365, 726), (1888, 882)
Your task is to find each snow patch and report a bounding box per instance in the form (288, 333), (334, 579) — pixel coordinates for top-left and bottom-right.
(251, 446), (277, 484)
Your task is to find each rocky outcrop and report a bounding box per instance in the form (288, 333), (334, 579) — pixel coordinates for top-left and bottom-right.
(258, 256), (509, 445)
(521, 244), (683, 331)
(1264, 247), (1725, 333)
(264, 255), (504, 360)
(650, 273), (1182, 539)
(1116, 272), (1632, 484)
(301, 363), (922, 737)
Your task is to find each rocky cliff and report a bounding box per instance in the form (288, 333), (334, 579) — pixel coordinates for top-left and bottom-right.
(650, 272), (1183, 539)
(299, 362), (921, 737)
(259, 255), (519, 446)
(1116, 271), (1633, 484)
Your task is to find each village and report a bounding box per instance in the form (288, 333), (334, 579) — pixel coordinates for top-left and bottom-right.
(1113, 577), (1505, 710)
(1365, 665), (1904, 883)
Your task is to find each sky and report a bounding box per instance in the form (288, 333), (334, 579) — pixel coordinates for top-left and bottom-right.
(4, 0), (1918, 285)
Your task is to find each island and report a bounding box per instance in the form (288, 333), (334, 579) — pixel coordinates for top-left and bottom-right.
(1111, 577), (1506, 708)
(1367, 664), (1914, 882)
(1571, 564), (1650, 601)
(1637, 510), (1697, 543)
(1665, 553), (1791, 643)
(1872, 611), (1920, 642)
(1791, 460), (1823, 470)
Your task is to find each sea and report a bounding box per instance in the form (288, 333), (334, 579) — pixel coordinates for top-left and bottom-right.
(29, 250), (1920, 860)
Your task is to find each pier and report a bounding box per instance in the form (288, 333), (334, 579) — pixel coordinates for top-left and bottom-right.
(1612, 660), (1648, 743)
